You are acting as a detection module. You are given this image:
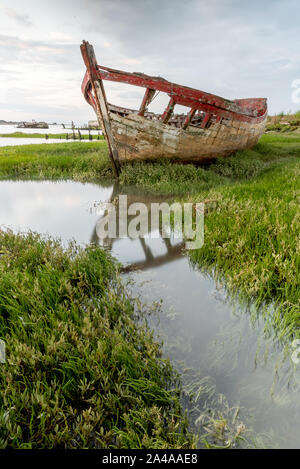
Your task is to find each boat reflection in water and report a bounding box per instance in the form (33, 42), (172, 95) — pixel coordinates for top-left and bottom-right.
(90, 185), (185, 272)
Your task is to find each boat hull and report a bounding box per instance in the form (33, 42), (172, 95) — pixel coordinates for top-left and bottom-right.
(110, 111), (267, 162)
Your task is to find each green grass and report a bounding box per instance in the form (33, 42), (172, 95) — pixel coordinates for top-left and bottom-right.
(0, 230), (193, 449)
(189, 162), (299, 309)
(0, 132), (103, 140)
(0, 142), (112, 182)
(266, 123), (300, 132)
(266, 111), (300, 132)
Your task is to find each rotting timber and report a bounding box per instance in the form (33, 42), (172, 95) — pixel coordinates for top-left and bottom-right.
(80, 41), (267, 176)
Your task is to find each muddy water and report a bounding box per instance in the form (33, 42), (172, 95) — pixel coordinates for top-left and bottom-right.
(0, 180), (299, 448)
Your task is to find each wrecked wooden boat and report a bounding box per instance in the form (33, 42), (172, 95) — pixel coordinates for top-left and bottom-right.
(80, 41), (267, 176)
(17, 121), (49, 129)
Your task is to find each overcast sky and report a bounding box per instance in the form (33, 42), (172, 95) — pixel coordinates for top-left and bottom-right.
(0, 0), (300, 124)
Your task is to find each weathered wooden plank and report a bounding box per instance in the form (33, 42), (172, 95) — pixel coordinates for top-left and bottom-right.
(182, 108), (196, 129)
(108, 112), (267, 162)
(83, 66), (266, 127)
(138, 88), (155, 116)
(80, 41), (120, 177)
(161, 97), (176, 124)
(96, 65), (266, 119)
(200, 113), (211, 129)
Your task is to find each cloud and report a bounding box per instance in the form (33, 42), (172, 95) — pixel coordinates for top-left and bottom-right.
(81, 0), (300, 114)
(5, 8), (34, 27)
(0, 32), (92, 123)
(1, 0), (300, 121)
(0, 34), (80, 67)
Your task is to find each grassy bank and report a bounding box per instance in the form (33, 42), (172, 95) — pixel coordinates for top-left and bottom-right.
(0, 142), (111, 181)
(120, 133), (300, 336)
(0, 132), (104, 140)
(266, 111), (300, 133)
(0, 230), (192, 449)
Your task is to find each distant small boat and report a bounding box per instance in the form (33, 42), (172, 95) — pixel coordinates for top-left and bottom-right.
(80, 41), (267, 176)
(17, 121), (49, 129)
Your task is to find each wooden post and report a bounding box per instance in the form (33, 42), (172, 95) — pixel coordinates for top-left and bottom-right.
(80, 41), (120, 177)
(72, 121), (76, 139)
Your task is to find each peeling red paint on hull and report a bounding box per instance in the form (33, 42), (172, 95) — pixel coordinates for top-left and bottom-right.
(80, 41), (267, 170)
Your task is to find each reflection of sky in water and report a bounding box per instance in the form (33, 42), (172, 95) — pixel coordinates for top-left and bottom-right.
(127, 263), (300, 447)
(0, 180), (113, 244)
(0, 180), (300, 448)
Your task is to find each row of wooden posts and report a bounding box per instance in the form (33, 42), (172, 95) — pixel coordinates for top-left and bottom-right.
(44, 128), (102, 141)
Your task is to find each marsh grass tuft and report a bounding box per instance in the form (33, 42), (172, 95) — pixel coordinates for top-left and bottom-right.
(0, 142), (112, 182)
(0, 230), (193, 448)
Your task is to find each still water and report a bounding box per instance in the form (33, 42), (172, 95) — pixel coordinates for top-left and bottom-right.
(0, 180), (299, 448)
